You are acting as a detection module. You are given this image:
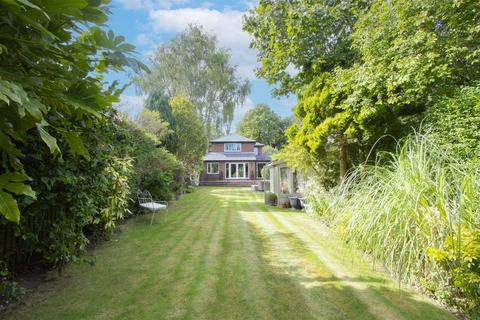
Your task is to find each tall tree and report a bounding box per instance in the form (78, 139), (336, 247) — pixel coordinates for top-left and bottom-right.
(140, 26), (250, 136)
(237, 104), (292, 148)
(134, 109), (170, 142)
(169, 96), (207, 177)
(243, 0), (368, 96)
(245, 0), (480, 182)
(145, 91), (177, 153)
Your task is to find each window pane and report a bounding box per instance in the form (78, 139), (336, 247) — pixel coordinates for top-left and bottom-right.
(226, 163), (230, 178)
(257, 163), (265, 177)
(280, 167), (290, 193)
(245, 163), (249, 178)
(225, 143), (240, 152)
(231, 163), (237, 178)
(212, 163), (218, 173)
(238, 163), (244, 177)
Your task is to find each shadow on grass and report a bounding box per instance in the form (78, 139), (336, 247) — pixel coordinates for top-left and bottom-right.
(207, 188), (455, 320)
(242, 218), (454, 320)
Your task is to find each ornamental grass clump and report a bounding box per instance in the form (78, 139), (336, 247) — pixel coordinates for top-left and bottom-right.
(305, 134), (480, 316)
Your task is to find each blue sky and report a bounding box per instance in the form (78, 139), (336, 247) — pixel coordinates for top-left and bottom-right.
(107, 0), (296, 129)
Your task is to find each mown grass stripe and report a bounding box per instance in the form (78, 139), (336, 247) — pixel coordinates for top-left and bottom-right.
(182, 191), (230, 319)
(5, 187), (456, 320)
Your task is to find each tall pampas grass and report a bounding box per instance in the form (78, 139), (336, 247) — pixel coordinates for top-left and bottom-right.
(305, 133), (480, 286)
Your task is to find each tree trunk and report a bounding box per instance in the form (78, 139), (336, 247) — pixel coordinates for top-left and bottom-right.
(339, 143), (348, 180)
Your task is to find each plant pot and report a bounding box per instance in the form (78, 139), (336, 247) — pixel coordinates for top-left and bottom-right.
(288, 196), (298, 209)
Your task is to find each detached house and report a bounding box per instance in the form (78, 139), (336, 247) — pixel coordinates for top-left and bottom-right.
(200, 134), (272, 186)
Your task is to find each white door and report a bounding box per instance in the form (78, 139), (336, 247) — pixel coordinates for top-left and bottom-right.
(226, 162), (249, 179)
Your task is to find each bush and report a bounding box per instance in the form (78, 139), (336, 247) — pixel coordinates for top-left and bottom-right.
(305, 134), (480, 317)
(429, 227), (480, 317)
(266, 192), (277, 206)
(0, 112), (183, 272)
(125, 121), (185, 201)
(426, 87), (480, 163)
(0, 261), (25, 309)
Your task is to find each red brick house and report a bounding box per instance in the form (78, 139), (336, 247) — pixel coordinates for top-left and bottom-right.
(199, 134), (271, 186)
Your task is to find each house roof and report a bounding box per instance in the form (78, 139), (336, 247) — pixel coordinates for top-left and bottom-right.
(204, 152), (271, 162)
(254, 142), (264, 147)
(210, 133), (255, 143)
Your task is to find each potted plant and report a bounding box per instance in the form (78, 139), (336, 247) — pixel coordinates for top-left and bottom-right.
(266, 192), (277, 206)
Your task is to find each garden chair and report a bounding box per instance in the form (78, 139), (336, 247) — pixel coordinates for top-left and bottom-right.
(137, 190), (168, 225)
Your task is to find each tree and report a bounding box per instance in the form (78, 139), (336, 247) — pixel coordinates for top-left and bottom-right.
(426, 87), (480, 163)
(169, 96), (207, 177)
(134, 109), (171, 142)
(237, 104), (291, 148)
(145, 91), (177, 153)
(243, 0), (368, 96)
(139, 26), (250, 136)
(245, 0), (480, 182)
(0, 0), (146, 222)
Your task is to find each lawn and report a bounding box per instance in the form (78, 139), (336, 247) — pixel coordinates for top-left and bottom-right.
(5, 187), (455, 320)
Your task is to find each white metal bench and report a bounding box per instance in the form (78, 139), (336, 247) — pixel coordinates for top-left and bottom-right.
(137, 190), (168, 225)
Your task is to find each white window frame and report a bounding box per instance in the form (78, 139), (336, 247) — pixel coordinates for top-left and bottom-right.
(256, 162), (268, 179)
(225, 162), (249, 179)
(224, 143), (241, 152)
(206, 162), (219, 174)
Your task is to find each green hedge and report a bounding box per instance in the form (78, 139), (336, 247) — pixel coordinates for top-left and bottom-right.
(0, 112), (183, 271)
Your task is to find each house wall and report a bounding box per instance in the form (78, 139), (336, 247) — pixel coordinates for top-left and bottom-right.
(209, 142), (255, 153)
(242, 143), (255, 152)
(201, 161), (260, 182)
(209, 143), (224, 152)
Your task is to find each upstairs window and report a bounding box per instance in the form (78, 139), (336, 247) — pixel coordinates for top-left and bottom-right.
(224, 143), (241, 152)
(207, 162), (219, 174)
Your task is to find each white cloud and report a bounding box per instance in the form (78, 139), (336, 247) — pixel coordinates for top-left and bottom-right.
(148, 7), (258, 80)
(115, 95), (146, 118)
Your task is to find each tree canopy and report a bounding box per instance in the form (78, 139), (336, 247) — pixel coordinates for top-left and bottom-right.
(237, 104), (292, 148)
(134, 108), (171, 142)
(0, 0), (146, 222)
(145, 91), (177, 153)
(243, 0), (368, 96)
(140, 26), (250, 136)
(245, 0), (480, 181)
(169, 96), (207, 177)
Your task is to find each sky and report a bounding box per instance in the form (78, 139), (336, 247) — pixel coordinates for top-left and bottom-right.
(107, 0), (296, 130)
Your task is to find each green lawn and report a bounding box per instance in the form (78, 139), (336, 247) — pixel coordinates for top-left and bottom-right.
(5, 187), (454, 320)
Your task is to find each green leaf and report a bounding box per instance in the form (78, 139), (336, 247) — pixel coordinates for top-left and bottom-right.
(36, 123), (60, 155)
(63, 131), (90, 160)
(15, 0), (42, 10)
(0, 172), (36, 198)
(25, 98), (47, 120)
(0, 190), (20, 223)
